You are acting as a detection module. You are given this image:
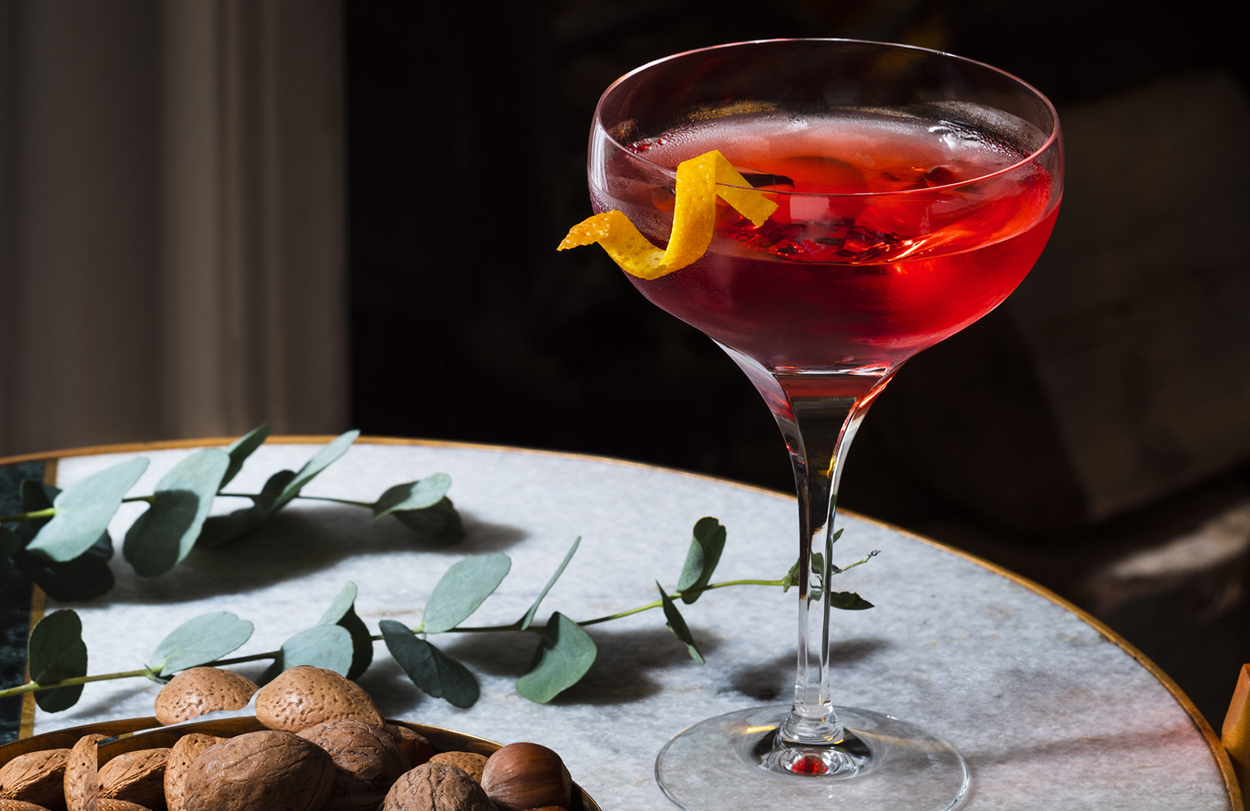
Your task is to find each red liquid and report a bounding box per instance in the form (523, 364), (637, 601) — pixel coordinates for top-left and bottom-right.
(593, 112), (1059, 371)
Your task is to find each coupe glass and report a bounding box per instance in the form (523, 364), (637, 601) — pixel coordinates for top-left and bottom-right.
(584, 39), (1062, 809)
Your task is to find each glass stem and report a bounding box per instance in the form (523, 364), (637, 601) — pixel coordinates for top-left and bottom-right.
(720, 344), (897, 746)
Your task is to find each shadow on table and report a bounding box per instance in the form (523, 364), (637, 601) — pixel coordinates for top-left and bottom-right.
(90, 503), (527, 606)
(728, 638), (893, 703)
(441, 624), (729, 706)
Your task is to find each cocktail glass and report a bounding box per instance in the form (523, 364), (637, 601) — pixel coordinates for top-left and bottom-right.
(583, 39), (1062, 810)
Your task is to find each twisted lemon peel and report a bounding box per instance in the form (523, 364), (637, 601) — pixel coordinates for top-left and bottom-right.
(558, 149), (777, 280)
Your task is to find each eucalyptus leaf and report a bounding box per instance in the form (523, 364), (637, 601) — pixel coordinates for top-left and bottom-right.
(13, 480), (59, 545)
(220, 423), (271, 488)
(15, 533), (115, 601)
(393, 497), (464, 545)
(28, 609), (88, 712)
(380, 620), (479, 708)
(658, 582), (704, 664)
(519, 538), (579, 631)
(271, 431), (360, 509)
(422, 554), (511, 634)
(197, 507), (270, 548)
(829, 591), (874, 611)
(515, 612), (596, 704)
(26, 458), (148, 563)
(198, 470), (297, 548)
(148, 611), (254, 676)
(317, 582), (373, 680)
(676, 517), (726, 604)
(124, 449), (230, 576)
(372, 474), (452, 520)
(265, 625), (354, 680)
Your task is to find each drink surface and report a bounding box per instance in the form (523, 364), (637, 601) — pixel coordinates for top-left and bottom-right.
(592, 110), (1058, 371)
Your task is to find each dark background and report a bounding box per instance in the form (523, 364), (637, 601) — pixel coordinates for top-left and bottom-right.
(345, 1), (1250, 728)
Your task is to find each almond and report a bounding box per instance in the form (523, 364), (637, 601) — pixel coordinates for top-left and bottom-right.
(163, 734), (223, 811)
(255, 667), (382, 733)
(154, 668), (258, 726)
(0, 749), (68, 810)
(98, 748), (167, 810)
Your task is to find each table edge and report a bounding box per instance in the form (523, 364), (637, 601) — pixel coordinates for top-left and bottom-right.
(4, 435), (1243, 809)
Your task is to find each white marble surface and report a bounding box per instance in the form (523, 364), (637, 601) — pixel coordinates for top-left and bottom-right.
(35, 440), (1236, 810)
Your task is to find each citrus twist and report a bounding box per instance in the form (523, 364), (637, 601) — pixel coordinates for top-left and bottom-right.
(558, 150), (777, 280)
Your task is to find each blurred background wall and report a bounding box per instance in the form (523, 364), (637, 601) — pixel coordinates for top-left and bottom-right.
(0, 0), (1247, 725)
(0, 0), (347, 456)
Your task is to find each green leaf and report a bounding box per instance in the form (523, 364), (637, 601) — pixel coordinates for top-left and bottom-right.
(264, 625), (354, 681)
(317, 582), (374, 680)
(26, 458), (148, 562)
(515, 612), (597, 704)
(197, 470), (296, 548)
(657, 582), (704, 664)
(392, 497), (464, 545)
(220, 423), (271, 488)
(124, 449), (230, 576)
(15, 533), (115, 601)
(380, 620), (479, 708)
(28, 609), (88, 712)
(422, 554), (511, 634)
(372, 474), (452, 520)
(271, 431), (360, 510)
(519, 538), (579, 631)
(829, 591), (874, 611)
(148, 611), (254, 676)
(676, 517), (726, 604)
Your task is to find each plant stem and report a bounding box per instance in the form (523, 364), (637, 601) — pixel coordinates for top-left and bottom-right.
(0, 507), (56, 523)
(0, 576), (794, 701)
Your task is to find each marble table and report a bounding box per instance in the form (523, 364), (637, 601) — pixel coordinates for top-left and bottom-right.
(5, 438), (1243, 810)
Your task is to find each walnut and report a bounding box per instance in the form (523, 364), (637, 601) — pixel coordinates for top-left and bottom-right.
(383, 724), (433, 770)
(182, 730), (334, 811)
(381, 762), (494, 811)
(297, 719), (408, 811)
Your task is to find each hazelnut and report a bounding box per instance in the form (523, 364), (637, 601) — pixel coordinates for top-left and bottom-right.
(383, 724), (433, 769)
(64, 734), (107, 811)
(182, 730), (334, 811)
(155, 667), (258, 725)
(163, 734), (224, 811)
(297, 719), (408, 811)
(480, 743), (571, 811)
(255, 667), (383, 733)
(428, 752), (487, 783)
(0, 748), (68, 810)
(98, 748), (167, 809)
(381, 762), (493, 811)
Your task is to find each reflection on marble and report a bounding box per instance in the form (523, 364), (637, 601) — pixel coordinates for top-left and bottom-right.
(38, 442), (1234, 810)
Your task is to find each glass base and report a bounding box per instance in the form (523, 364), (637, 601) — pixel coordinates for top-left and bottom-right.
(655, 705), (969, 811)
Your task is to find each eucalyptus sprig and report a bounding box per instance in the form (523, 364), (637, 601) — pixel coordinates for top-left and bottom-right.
(0, 426), (464, 601)
(2, 517), (877, 712)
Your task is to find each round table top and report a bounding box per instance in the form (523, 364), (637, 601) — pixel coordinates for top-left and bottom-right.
(6, 437), (1242, 810)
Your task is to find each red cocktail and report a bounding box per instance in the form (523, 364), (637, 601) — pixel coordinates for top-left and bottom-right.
(579, 40), (1063, 811)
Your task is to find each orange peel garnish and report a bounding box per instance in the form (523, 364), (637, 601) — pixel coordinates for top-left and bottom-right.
(558, 149), (777, 280)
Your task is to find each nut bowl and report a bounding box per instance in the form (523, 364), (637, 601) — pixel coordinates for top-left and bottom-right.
(0, 716), (604, 811)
